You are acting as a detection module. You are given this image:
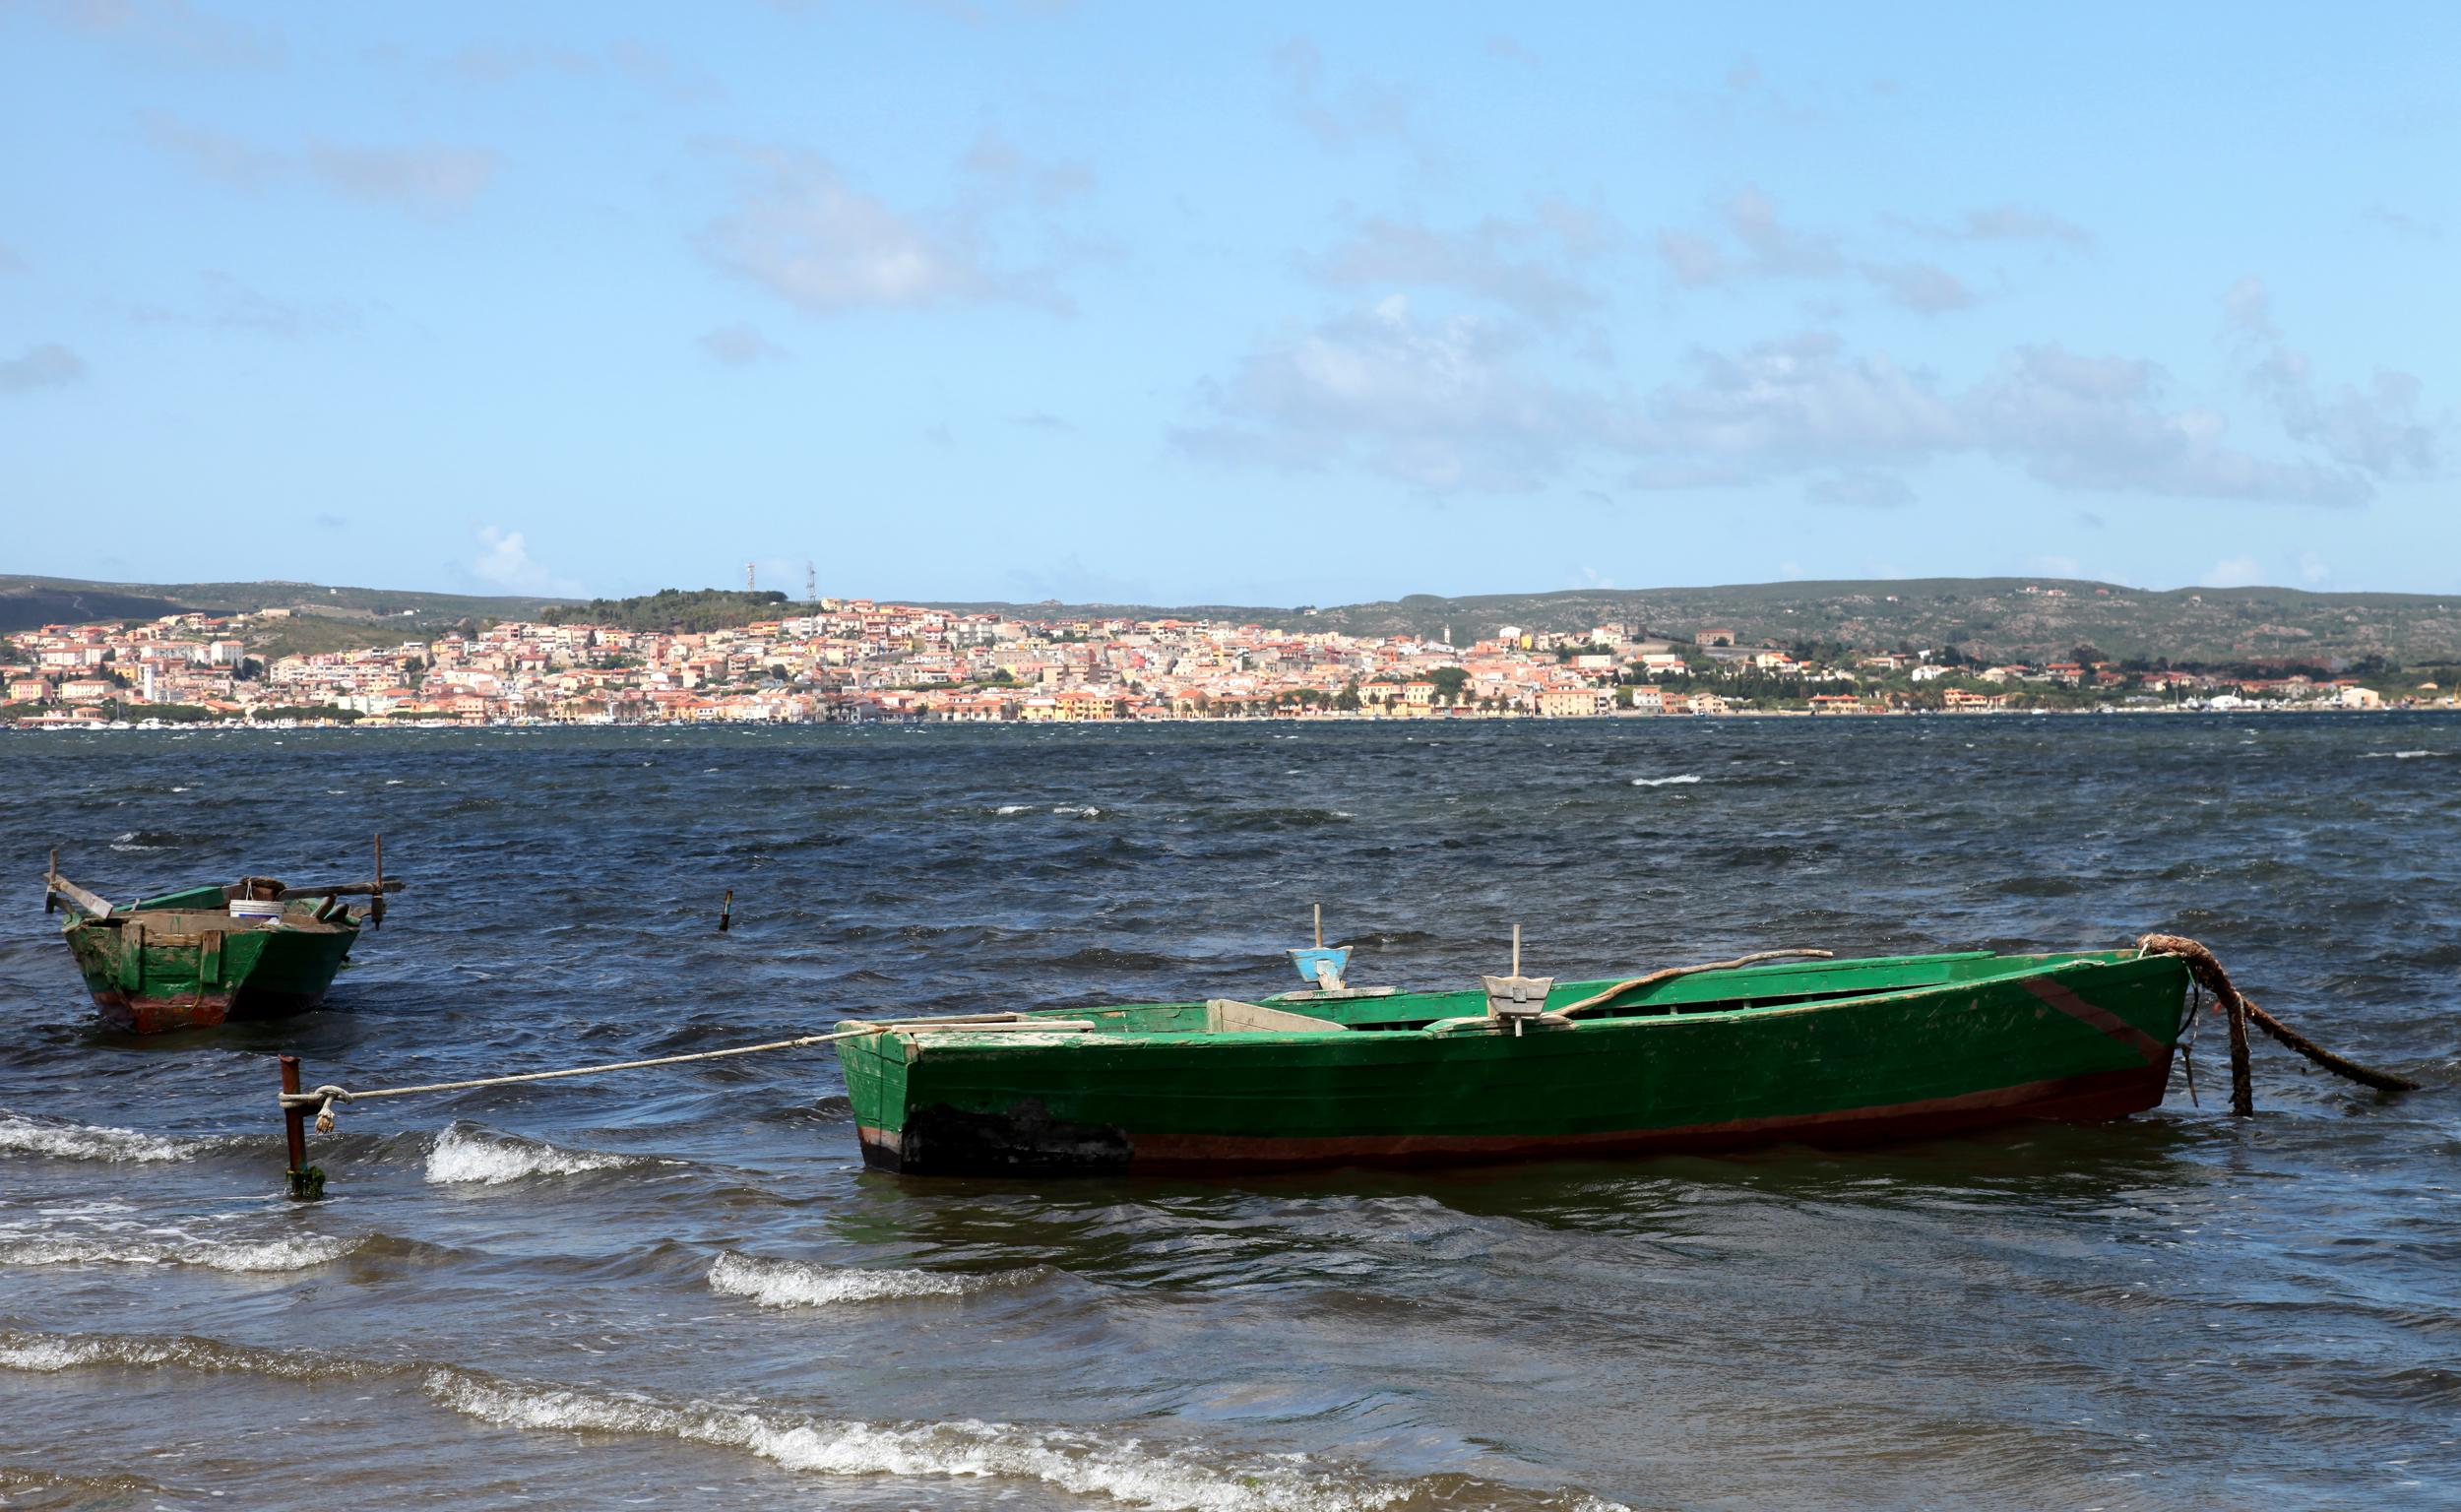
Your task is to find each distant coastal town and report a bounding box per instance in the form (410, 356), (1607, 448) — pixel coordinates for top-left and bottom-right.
(3, 595), (2452, 729)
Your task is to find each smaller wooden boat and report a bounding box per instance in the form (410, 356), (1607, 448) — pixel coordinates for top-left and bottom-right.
(42, 843), (405, 1034)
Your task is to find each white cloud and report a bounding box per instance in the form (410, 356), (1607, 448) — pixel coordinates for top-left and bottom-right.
(128, 270), (362, 339)
(1963, 344), (2367, 505)
(1270, 36), (1439, 168)
(1630, 333), (1959, 478)
(1892, 204), (2093, 249)
(2206, 555), (2265, 588)
(699, 147), (1066, 315)
(307, 142), (497, 214)
(2228, 276), (2441, 479)
(2359, 203), (2440, 242)
(1188, 297), (2416, 510)
(1654, 229), (1729, 289)
(1807, 470), (1915, 508)
(470, 527), (580, 597)
(443, 39), (721, 105)
(0, 343), (86, 393)
(141, 112), (284, 190)
(1861, 260), (1975, 314)
(1650, 184), (1842, 289)
(38, 0), (282, 69)
(1303, 206), (1617, 326)
(1176, 294), (1594, 491)
(142, 114), (495, 214)
(2298, 550), (2331, 585)
(957, 130), (1094, 207)
(1660, 188), (1980, 312)
(697, 323), (789, 365)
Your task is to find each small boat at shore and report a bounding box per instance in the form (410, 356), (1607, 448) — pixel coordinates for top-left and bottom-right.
(835, 946), (2195, 1174)
(42, 844), (405, 1034)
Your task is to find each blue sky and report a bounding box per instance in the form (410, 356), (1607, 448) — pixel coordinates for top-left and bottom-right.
(3, 1), (2454, 605)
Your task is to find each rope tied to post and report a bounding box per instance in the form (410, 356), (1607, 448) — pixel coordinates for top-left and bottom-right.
(2135, 933), (2422, 1114)
(275, 1027), (889, 1132)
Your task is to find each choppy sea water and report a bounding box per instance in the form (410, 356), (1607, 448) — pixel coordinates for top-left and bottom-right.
(1, 717), (2455, 1511)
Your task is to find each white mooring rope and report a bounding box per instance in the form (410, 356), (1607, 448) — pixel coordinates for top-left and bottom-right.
(279, 1027), (883, 1133)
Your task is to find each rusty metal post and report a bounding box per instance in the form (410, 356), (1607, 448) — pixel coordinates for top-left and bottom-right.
(719, 889), (733, 932)
(280, 1054), (322, 1199)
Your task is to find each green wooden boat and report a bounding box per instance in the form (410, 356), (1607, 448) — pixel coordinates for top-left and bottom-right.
(835, 948), (2195, 1175)
(42, 850), (404, 1035)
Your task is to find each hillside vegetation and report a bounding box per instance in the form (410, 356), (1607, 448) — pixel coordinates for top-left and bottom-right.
(932, 578), (2461, 667)
(0, 575), (571, 633)
(13, 573), (2461, 668)
(540, 589), (794, 633)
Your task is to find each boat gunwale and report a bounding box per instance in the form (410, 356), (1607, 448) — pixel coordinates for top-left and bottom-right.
(838, 949), (2179, 1051)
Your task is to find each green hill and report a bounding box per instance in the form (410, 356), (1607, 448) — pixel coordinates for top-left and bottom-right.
(0, 575), (574, 634)
(10, 572), (2460, 668)
(925, 578), (2461, 667)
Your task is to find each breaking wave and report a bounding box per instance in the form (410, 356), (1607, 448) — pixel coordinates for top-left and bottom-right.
(1051, 804), (1104, 818)
(0, 1112), (198, 1164)
(424, 1125), (672, 1186)
(0, 1232), (361, 1272)
(2361, 749), (2447, 760)
(0, 1328), (1631, 1512)
(421, 1369), (1418, 1512)
(0, 1330), (381, 1383)
(708, 1251), (1031, 1308)
(1628, 774), (1703, 788)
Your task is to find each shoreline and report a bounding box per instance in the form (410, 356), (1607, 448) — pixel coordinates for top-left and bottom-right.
(8, 704), (2456, 734)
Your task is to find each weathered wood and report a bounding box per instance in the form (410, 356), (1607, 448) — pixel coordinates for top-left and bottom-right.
(41, 867), (113, 918)
(1206, 999), (1346, 1034)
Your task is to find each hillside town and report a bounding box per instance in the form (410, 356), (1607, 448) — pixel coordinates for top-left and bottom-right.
(2, 597), (2447, 728)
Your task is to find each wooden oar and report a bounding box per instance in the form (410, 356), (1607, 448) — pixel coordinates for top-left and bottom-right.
(1556, 949), (1836, 1018)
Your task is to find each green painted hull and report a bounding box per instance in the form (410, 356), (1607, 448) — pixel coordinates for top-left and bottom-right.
(837, 950), (2195, 1175)
(62, 907), (358, 1034)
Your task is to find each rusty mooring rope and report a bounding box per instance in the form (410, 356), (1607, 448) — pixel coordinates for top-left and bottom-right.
(2136, 933), (2422, 1116)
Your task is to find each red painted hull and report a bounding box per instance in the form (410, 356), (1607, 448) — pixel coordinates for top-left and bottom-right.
(90, 985), (329, 1036)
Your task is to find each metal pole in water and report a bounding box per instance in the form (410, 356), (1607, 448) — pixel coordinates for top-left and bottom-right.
(279, 1054), (321, 1200)
(719, 889), (733, 933)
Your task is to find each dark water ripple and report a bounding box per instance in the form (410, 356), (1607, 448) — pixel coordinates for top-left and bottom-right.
(2, 716), (2458, 1509)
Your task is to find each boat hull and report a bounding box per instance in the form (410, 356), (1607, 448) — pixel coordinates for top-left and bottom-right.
(63, 910), (357, 1034)
(840, 952), (2194, 1176)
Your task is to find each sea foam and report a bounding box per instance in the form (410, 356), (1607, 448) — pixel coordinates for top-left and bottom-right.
(0, 1113), (194, 1164)
(708, 1251), (1024, 1308)
(1629, 774), (1703, 788)
(0, 1327), (1629, 1512)
(423, 1126), (662, 1186)
(421, 1368), (1419, 1512)
(0, 1233), (359, 1273)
